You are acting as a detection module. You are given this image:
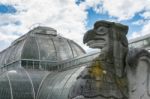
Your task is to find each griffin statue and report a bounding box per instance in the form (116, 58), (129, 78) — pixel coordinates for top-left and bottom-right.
(69, 20), (150, 99)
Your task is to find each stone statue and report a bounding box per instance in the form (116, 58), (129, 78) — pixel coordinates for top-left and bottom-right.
(127, 48), (150, 99)
(69, 20), (129, 99)
(69, 20), (150, 99)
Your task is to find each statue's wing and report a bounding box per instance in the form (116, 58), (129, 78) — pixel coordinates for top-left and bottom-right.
(127, 48), (150, 99)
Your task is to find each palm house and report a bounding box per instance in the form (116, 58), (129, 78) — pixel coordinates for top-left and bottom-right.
(0, 26), (88, 99)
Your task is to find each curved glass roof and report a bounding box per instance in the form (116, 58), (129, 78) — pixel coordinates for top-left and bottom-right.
(37, 66), (85, 99)
(0, 26), (86, 67)
(0, 26), (89, 99)
(0, 64), (87, 99)
(129, 34), (150, 50)
(0, 65), (50, 99)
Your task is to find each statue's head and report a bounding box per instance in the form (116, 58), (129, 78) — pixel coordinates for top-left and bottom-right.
(83, 20), (129, 77)
(83, 21), (109, 49)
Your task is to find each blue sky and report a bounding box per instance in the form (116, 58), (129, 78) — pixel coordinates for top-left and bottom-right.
(0, 0), (150, 52)
(0, 4), (16, 14)
(85, 5), (146, 38)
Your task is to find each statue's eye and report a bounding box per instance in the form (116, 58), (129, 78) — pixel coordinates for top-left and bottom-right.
(96, 26), (108, 34)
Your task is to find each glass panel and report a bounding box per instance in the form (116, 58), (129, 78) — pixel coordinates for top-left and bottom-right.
(0, 52), (3, 65)
(53, 37), (73, 61)
(8, 67), (34, 99)
(132, 43), (136, 48)
(37, 67), (84, 99)
(7, 45), (18, 63)
(0, 73), (11, 99)
(61, 67), (85, 99)
(37, 72), (59, 99)
(70, 41), (85, 57)
(15, 40), (26, 61)
(26, 70), (49, 96)
(22, 37), (39, 60)
(36, 36), (57, 61)
(26, 61), (34, 69)
(34, 61), (40, 69)
(129, 44), (132, 48)
(2, 48), (13, 66)
(46, 70), (70, 99)
(50, 68), (78, 99)
(21, 60), (27, 68)
(4, 48), (13, 66)
(144, 38), (150, 47)
(37, 70), (73, 99)
(0, 51), (6, 66)
(0, 39), (25, 67)
(144, 40), (148, 45)
(135, 40), (144, 48)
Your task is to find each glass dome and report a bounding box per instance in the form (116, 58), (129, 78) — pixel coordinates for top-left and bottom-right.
(0, 26), (86, 68)
(0, 26), (88, 99)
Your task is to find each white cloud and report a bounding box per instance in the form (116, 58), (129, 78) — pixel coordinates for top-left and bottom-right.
(0, 0), (150, 52)
(0, 31), (18, 41)
(0, 0), (89, 51)
(129, 22), (150, 39)
(0, 30), (18, 50)
(141, 11), (150, 19)
(79, 0), (103, 12)
(132, 19), (147, 25)
(80, 0), (150, 21)
(79, 0), (150, 41)
(102, 0), (148, 20)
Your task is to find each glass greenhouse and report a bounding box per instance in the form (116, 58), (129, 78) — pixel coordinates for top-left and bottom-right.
(0, 26), (149, 99)
(0, 26), (98, 99)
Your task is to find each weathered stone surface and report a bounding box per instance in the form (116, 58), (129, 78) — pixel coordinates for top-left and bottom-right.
(74, 20), (150, 99)
(126, 48), (150, 99)
(69, 20), (129, 99)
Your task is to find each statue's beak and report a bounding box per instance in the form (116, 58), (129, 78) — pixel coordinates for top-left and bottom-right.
(83, 29), (95, 44)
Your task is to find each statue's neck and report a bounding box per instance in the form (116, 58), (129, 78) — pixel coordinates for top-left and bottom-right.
(99, 49), (114, 64)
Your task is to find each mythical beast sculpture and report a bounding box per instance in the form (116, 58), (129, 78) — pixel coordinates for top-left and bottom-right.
(127, 49), (150, 99)
(69, 20), (129, 99)
(69, 20), (150, 99)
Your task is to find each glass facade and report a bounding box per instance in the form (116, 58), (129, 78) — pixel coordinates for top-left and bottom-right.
(0, 65), (50, 99)
(37, 66), (85, 99)
(0, 26), (86, 68)
(0, 26), (88, 99)
(129, 37), (150, 50)
(1, 25), (149, 99)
